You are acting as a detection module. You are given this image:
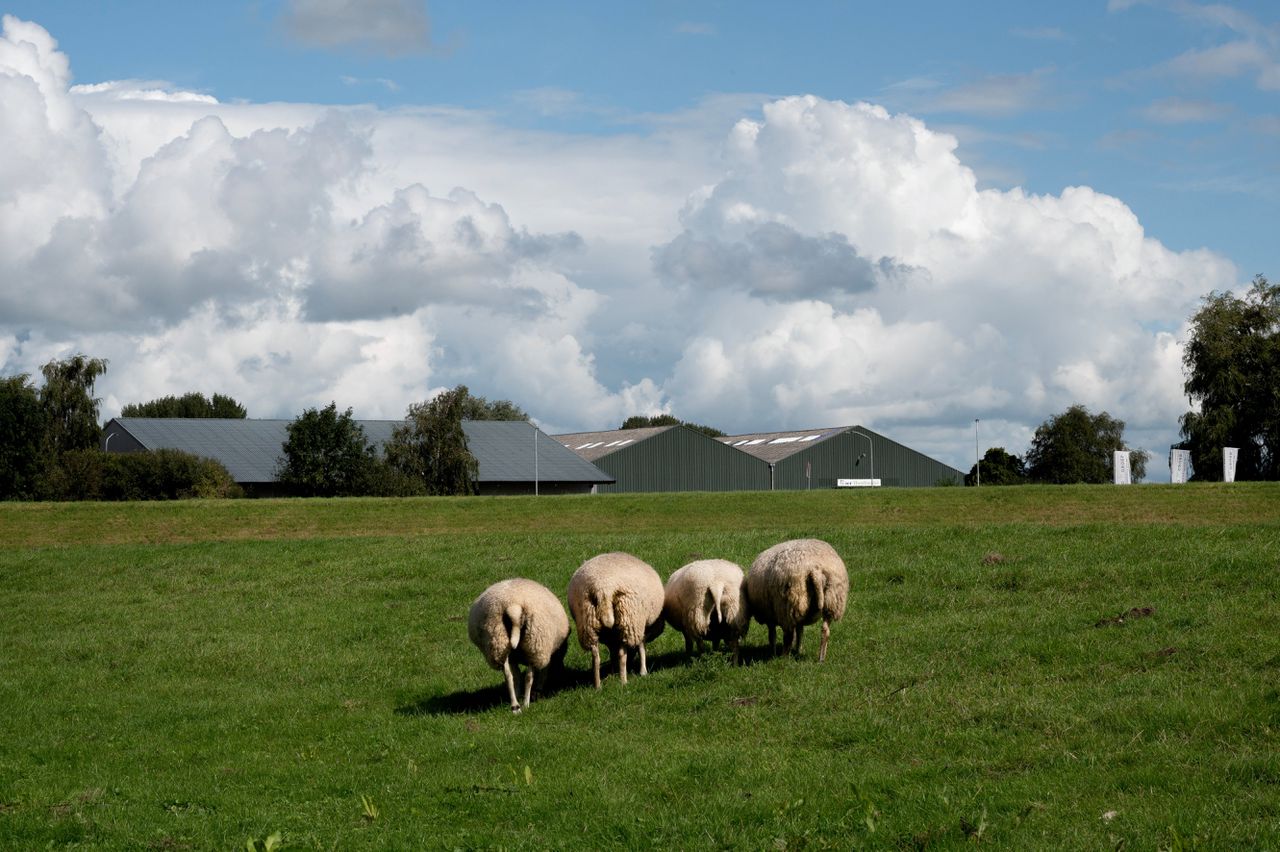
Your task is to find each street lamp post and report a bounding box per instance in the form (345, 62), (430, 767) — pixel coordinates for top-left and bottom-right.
(974, 419), (980, 487)
(850, 430), (874, 482)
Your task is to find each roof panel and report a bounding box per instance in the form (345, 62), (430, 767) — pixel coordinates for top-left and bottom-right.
(109, 418), (612, 485)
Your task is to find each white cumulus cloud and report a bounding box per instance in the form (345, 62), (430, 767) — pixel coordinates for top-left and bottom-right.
(0, 19), (1242, 477)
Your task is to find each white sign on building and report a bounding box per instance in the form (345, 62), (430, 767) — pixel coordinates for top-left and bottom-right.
(1169, 449), (1192, 484)
(1113, 450), (1132, 485)
(1223, 447), (1239, 483)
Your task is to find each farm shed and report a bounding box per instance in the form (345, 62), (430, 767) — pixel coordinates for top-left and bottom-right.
(554, 425), (771, 493)
(719, 425), (964, 488)
(101, 418), (614, 496)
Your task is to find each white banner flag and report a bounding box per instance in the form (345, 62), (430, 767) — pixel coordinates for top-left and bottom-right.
(1223, 447), (1239, 483)
(1113, 450), (1132, 485)
(1170, 449), (1191, 484)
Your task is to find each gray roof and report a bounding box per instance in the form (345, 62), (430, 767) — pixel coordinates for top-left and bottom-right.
(107, 418), (613, 485)
(715, 426), (857, 464)
(552, 426), (674, 461)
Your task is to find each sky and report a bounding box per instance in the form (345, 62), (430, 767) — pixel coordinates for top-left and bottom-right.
(1, 1), (1277, 481)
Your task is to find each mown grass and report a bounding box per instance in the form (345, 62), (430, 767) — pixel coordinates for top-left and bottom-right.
(1, 484), (1279, 849)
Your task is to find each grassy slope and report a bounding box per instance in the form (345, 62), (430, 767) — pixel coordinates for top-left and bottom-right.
(1, 484), (1278, 849)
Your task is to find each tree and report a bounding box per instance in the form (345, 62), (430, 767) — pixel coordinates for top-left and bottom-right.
(385, 385), (478, 495)
(965, 447), (1027, 486)
(620, 413), (726, 438)
(459, 393), (529, 421)
(122, 392), (247, 418)
(1179, 274), (1280, 481)
(277, 403), (378, 497)
(39, 354), (108, 458)
(1025, 404), (1147, 484)
(0, 374), (49, 499)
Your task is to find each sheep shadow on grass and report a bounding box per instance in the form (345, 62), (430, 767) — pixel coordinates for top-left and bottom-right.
(395, 646), (750, 716)
(395, 664), (602, 717)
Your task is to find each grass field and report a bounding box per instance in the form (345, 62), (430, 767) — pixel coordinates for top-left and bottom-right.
(2, 484), (1279, 849)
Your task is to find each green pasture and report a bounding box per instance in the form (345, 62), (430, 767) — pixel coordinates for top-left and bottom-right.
(2, 484), (1279, 849)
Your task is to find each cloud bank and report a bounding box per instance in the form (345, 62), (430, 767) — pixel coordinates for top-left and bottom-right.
(0, 16), (1239, 474)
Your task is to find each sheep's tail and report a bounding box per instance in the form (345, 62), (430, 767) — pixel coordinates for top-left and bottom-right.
(806, 571), (825, 620)
(505, 603), (525, 650)
(594, 591), (616, 630)
(709, 581), (726, 627)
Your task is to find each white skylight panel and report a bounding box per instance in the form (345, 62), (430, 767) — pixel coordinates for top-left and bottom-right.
(617, 439), (634, 446)
(800, 435), (822, 441)
(769, 436), (801, 444)
(747, 439), (767, 445)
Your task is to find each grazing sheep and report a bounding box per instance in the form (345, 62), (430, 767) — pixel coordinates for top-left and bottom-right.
(468, 578), (570, 713)
(663, 559), (750, 664)
(567, 552), (665, 688)
(747, 539), (849, 662)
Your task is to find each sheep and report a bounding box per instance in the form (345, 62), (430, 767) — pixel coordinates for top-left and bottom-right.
(468, 578), (570, 713)
(663, 559), (751, 664)
(746, 539), (849, 662)
(567, 552), (665, 688)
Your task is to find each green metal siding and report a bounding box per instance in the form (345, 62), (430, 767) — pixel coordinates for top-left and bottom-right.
(594, 427), (771, 493)
(773, 428), (964, 489)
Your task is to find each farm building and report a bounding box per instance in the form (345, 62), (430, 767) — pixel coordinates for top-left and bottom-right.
(555, 423), (963, 491)
(554, 425), (771, 493)
(101, 418), (614, 496)
(719, 425), (964, 488)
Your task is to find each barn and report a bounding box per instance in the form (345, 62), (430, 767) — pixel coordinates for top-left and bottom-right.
(101, 417), (614, 496)
(719, 425), (964, 488)
(556, 422), (963, 491)
(554, 424), (771, 493)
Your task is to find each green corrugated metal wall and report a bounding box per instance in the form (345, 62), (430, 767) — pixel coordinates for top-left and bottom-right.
(772, 428), (964, 489)
(594, 427), (771, 493)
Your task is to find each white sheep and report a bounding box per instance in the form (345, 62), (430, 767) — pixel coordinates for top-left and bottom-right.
(567, 552), (665, 688)
(468, 578), (571, 713)
(746, 539), (849, 662)
(663, 558), (751, 664)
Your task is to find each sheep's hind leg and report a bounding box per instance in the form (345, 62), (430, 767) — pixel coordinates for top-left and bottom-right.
(522, 668), (535, 709)
(503, 659), (521, 713)
(781, 628), (794, 656)
(591, 644), (602, 690)
(618, 645), (629, 685)
(639, 643), (648, 676)
(684, 634), (693, 655)
(818, 620), (831, 663)
(793, 625), (805, 658)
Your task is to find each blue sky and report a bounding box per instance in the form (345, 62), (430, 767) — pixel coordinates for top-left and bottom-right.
(1, 1), (1277, 479)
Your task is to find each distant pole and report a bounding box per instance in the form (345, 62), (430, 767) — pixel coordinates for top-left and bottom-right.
(532, 422), (539, 497)
(974, 419), (980, 487)
(850, 430), (874, 482)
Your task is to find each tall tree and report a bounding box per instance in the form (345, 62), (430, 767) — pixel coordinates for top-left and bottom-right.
(1025, 404), (1147, 484)
(965, 447), (1027, 486)
(0, 374), (49, 499)
(122, 392), (247, 418)
(1179, 274), (1280, 481)
(621, 413), (726, 438)
(385, 385), (479, 495)
(276, 403), (377, 497)
(39, 354), (108, 457)
(459, 393), (529, 421)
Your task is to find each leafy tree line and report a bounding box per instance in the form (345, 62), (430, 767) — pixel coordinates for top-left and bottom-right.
(620, 413), (726, 438)
(276, 385), (526, 497)
(122, 392), (247, 418)
(967, 273), (1278, 486)
(0, 356), (244, 500)
(966, 405), (1148, 486)
(1178, 274), (1279, 481)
